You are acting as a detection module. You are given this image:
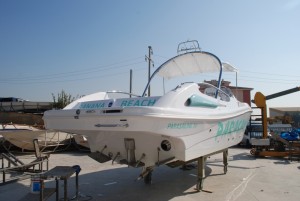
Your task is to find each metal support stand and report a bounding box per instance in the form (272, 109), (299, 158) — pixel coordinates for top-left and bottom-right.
(223, 149), (228, 174)
(137, 166), (154, 184)
(196, 156), (205, 191)
(64, 179), (68, 201)
(144, 167), (153, 184)
(195, 148), (229, 192)
(55, 178), (59, 201)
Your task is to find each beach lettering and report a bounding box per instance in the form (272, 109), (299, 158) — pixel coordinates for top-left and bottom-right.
(120, 99), (157, 107)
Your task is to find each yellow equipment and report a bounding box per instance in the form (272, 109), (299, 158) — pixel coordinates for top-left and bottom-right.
(251, 87), (300, 157)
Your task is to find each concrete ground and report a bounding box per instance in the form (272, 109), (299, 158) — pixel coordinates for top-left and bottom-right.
(0, 147), (299, 201)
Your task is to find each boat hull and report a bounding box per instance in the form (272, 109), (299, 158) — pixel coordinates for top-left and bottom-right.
(44, 108), (251, 166)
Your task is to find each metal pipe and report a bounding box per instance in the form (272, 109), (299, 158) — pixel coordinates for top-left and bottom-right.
(112, 152), (120, 165)
(266, 87), (300, 100)
(135, 153), (145, 168)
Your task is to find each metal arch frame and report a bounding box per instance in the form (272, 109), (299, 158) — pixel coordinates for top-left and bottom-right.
(141, 51), (223, 98)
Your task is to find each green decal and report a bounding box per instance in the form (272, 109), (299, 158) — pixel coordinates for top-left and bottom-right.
(215, 119), (247, 140)
(167, 123), (197, 129)
(216, 122), (223, 135)
(80, 102), (105, 109)
(133, 100), (140, 106)
(120, 100), (128, 107)
(147, 99), (156, 106)
(121, 99), (157, 107)
(230, 121), (235, 133)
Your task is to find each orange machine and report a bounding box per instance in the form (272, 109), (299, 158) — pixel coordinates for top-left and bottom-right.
(251, 87), (300, 157)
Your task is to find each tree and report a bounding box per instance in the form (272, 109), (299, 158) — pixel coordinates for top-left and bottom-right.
(51, 90), (77, 109)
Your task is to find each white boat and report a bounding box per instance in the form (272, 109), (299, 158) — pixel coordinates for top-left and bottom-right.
(0, 124), (72, 151)
(43, 42), (252, 184)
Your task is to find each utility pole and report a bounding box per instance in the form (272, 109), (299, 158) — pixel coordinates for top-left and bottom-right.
(145, 46), (154, 96)
(129, 69), (132, 97)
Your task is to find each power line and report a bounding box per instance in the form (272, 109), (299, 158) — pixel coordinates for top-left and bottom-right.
(0, 66), (146, 85)
(237, 78), (299, 85)
(0, 56), (145, 81)
(242, 70), (300, 78)
(1, 54), (298, 86)
(0, 58), (146, 84)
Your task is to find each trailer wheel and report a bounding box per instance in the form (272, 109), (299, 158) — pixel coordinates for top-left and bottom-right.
(250, 148), (256, 156)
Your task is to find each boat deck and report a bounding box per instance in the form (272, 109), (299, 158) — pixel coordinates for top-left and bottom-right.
(0, 147), (299, 201)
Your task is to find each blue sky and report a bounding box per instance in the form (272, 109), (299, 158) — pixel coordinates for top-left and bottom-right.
(0, 0), (299, 109)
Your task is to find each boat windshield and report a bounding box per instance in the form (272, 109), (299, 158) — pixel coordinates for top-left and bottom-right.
(200, 82), (233, 102)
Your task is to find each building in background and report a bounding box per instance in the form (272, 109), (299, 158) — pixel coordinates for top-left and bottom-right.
(269, 107), (300, 127)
